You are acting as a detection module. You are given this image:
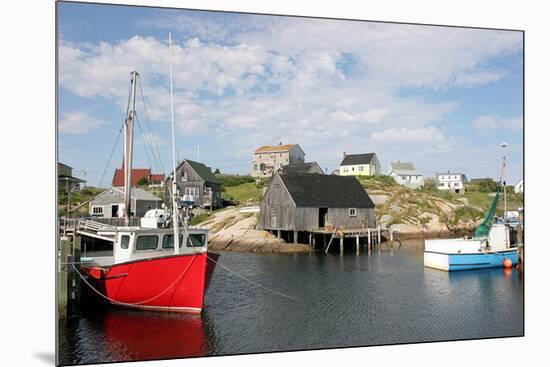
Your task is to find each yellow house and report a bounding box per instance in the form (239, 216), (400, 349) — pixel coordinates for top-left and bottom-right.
(339, 153), (381, 176)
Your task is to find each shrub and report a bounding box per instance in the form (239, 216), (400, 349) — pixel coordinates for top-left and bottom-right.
(190, 213), (211, 225)
(215, 174), (255, 187)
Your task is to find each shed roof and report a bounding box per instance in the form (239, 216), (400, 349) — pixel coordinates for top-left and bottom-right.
(182, 160), (220, 184)
(341, 153), (377, 166)
(280, 162), (323, 174)
(91, 187), (162, 205)
(255, 144), (297, 153)
(278, 172), (374, 208)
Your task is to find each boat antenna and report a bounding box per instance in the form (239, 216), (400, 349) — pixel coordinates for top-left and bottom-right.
(169, 32), (180, 254)
(500, 142), (508, 223)
(124, 71), (139, 226)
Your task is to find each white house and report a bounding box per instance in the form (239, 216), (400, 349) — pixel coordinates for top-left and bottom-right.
(388, 162), (424, 189)
(514, 179), (524, 193)
(436, 171), (467, 194)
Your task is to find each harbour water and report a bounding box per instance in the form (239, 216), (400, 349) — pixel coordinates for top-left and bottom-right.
(58, 240), (524, 365)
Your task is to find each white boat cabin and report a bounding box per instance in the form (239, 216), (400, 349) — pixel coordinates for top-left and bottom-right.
(81, 225), (208, 267)
(425, 222), (517, 255)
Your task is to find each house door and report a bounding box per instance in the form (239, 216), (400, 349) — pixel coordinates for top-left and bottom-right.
(111, 205), (119, 218)
(319, 207), (328, 228)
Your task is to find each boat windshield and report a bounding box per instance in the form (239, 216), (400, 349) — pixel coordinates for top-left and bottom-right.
(187, 233), (206, 247)
(162, 234), (184, 249)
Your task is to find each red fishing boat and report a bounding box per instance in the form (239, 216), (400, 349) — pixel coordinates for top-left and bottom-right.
(78, 33), (218, 313)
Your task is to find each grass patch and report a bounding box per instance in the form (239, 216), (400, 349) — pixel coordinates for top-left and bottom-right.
(223, 182), (263, 204)
(190, 213), (212, 225)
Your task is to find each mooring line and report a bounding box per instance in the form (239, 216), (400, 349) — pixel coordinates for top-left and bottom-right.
(71, 255), (196, 306)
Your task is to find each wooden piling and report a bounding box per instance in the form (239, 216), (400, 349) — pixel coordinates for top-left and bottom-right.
(340, 236), (344, 256)
(294, 230), (298, 244)
(58, 237), (69, 321)
(277, 230), (281, 239)
(377, 226), (381, 246)
(367, 228), (371, 253)
(356, 234), (360, 255)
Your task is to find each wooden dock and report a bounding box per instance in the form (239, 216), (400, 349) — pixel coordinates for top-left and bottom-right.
(268, 226), (394, 255)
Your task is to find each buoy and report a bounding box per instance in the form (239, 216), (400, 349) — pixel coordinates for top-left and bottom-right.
(503, 258), (513, 268)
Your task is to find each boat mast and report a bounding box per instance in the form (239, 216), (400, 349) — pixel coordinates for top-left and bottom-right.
(169, 32), (180, 255)
(500, 142), (508, 222)
(124, 71), (139, 226)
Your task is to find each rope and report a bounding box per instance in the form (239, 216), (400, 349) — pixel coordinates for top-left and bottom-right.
(98, 124), (124, 188)
(72, 254), (197, 306)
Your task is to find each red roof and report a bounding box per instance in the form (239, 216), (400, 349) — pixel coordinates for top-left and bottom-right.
(112, 167), (151, 187)
(149, 173), (165, 184)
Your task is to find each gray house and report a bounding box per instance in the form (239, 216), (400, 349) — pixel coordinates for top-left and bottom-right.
(58, 162), (86, 191)
(260, 172), (376, 233)
(279, 161), (324, 175)
(166, 159), (221, 209)
(89, 187), (162, 218)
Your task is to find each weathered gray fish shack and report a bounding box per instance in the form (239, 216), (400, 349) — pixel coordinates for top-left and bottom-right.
(260, 172), (376, 250)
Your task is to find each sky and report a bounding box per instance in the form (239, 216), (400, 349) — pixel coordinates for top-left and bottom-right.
(57, 2), (524, 187)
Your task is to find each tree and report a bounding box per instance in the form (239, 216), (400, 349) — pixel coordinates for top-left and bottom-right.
(214, 168), (221, 174)
(137, 177), (150, 186)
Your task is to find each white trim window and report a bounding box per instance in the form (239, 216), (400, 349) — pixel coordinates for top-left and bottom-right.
(185, 187), (200, 196)
(349, 208), (357, 217)
(92, 206), (103, 215)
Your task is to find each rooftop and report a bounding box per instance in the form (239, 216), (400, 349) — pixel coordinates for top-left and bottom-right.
(255, 144), (297, 153)
(278, 172), (374, 208)
(341, 153), (377, 166)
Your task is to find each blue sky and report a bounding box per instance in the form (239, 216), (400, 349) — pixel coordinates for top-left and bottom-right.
(57, 2), (523, 187)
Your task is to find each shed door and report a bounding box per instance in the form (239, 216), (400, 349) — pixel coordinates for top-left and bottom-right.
(319, 207), (328, 228)
(271, 210), (277, 228)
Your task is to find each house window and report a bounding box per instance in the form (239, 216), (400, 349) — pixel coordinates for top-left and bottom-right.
(275, 183), (279, 188)
(182, 172), (187, 181)
(253, 164), (258, 171)
(359, 166), (364, 172)
(135, 235), (158, 250)
(185, 187), (199, 196)
(120, 235), (130, 249)
(349, 208), (357, 217)
(92, 206), (103, 215)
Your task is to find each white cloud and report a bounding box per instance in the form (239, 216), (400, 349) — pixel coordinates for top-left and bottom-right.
(472, 115), (523, 130)
(370, 126), (447, 144)
(58, 14), (522, 182)
(59, 111), (106, 134)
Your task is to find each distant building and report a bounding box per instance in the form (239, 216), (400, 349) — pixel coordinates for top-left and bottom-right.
(339, 152), (381, 176)
(259, 172), (376, 233)
(166, 159), (221, 209)
(251, 143), (305, 177)
(388, 161), (424, 189)
(514, 179), (524, 193)
(436, 171), (467, 194)
(58, 162), (86, 191)
(112, 165), (165, 188)
(89, 187), (162, 218)
(279, 161), (324, 175)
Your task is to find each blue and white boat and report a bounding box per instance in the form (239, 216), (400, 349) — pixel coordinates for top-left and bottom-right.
(424, 144), (522, 271)
(424, 221), (519, 271)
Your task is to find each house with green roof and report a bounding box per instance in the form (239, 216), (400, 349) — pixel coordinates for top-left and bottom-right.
(166, 159), (221, 210)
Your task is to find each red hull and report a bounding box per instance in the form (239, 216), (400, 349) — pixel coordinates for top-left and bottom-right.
(83, 252), (218, 313)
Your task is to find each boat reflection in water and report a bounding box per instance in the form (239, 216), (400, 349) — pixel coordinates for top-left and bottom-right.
(103, 309), (208, 362)
(62, 308), (209, 364)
